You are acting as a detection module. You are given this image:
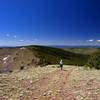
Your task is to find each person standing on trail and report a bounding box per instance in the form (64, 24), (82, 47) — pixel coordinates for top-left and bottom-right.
(60, 59), (63, 70)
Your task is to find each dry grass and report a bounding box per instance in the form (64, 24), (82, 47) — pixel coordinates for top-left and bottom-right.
(68, 66), (100, 100)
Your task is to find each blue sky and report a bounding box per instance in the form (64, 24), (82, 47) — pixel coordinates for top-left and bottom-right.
(0, 0), (100, 46)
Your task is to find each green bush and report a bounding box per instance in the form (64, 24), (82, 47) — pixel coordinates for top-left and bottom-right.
(86, 52), (100, 69)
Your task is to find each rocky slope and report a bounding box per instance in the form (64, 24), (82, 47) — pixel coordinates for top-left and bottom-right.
(0, 47), (39, 73)
(0, 65), (100, 100)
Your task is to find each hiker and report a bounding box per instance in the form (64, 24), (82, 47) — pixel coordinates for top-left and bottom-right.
(60, 59), (63, 70)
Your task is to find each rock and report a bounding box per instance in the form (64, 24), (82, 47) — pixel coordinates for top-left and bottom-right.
(9, 98), (14, 100)
(33, 97), (38, 100)
(19, 93), (23, 97)
(43, 93), (47, 96)
(47, 90), (52, 96)
(20, 47), (26, 50)
(76, 94), (84, 100)
(32, 86), (36, 90)
(57, 90), (61, 93)
(27, 76), (30, 79)
(30, 80), (33, 84)
(19, 91), (24, 96)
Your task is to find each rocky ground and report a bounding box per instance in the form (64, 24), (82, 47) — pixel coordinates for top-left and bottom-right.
(0, 65), (100, 100)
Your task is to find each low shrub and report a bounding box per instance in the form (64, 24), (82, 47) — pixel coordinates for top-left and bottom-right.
(86, 52), (100, 69)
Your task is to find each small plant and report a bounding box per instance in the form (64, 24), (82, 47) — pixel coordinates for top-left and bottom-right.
(86, 52), (100, 69)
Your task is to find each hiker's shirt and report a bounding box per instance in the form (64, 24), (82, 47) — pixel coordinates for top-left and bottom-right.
(60, 60), (63, 65)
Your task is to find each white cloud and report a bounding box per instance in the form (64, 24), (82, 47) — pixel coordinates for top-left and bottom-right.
(13, 35), (17, 38)
(6, 34), (10, 37)
(88, 39), (94, 42)
(96, 40), (100, 42)
(20, 40), (24, 42)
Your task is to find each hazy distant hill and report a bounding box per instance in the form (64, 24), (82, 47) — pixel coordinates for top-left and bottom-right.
(62, 48), (100, 55)
(49, 45), (100, 49)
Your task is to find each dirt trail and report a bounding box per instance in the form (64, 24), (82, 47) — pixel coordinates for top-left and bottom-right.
(0, 65), (100, 100)
(20, 67), (76, 100)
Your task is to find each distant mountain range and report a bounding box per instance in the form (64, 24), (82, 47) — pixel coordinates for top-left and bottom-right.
(48, 45), (100, 48)
(0, 45), (100, 48)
